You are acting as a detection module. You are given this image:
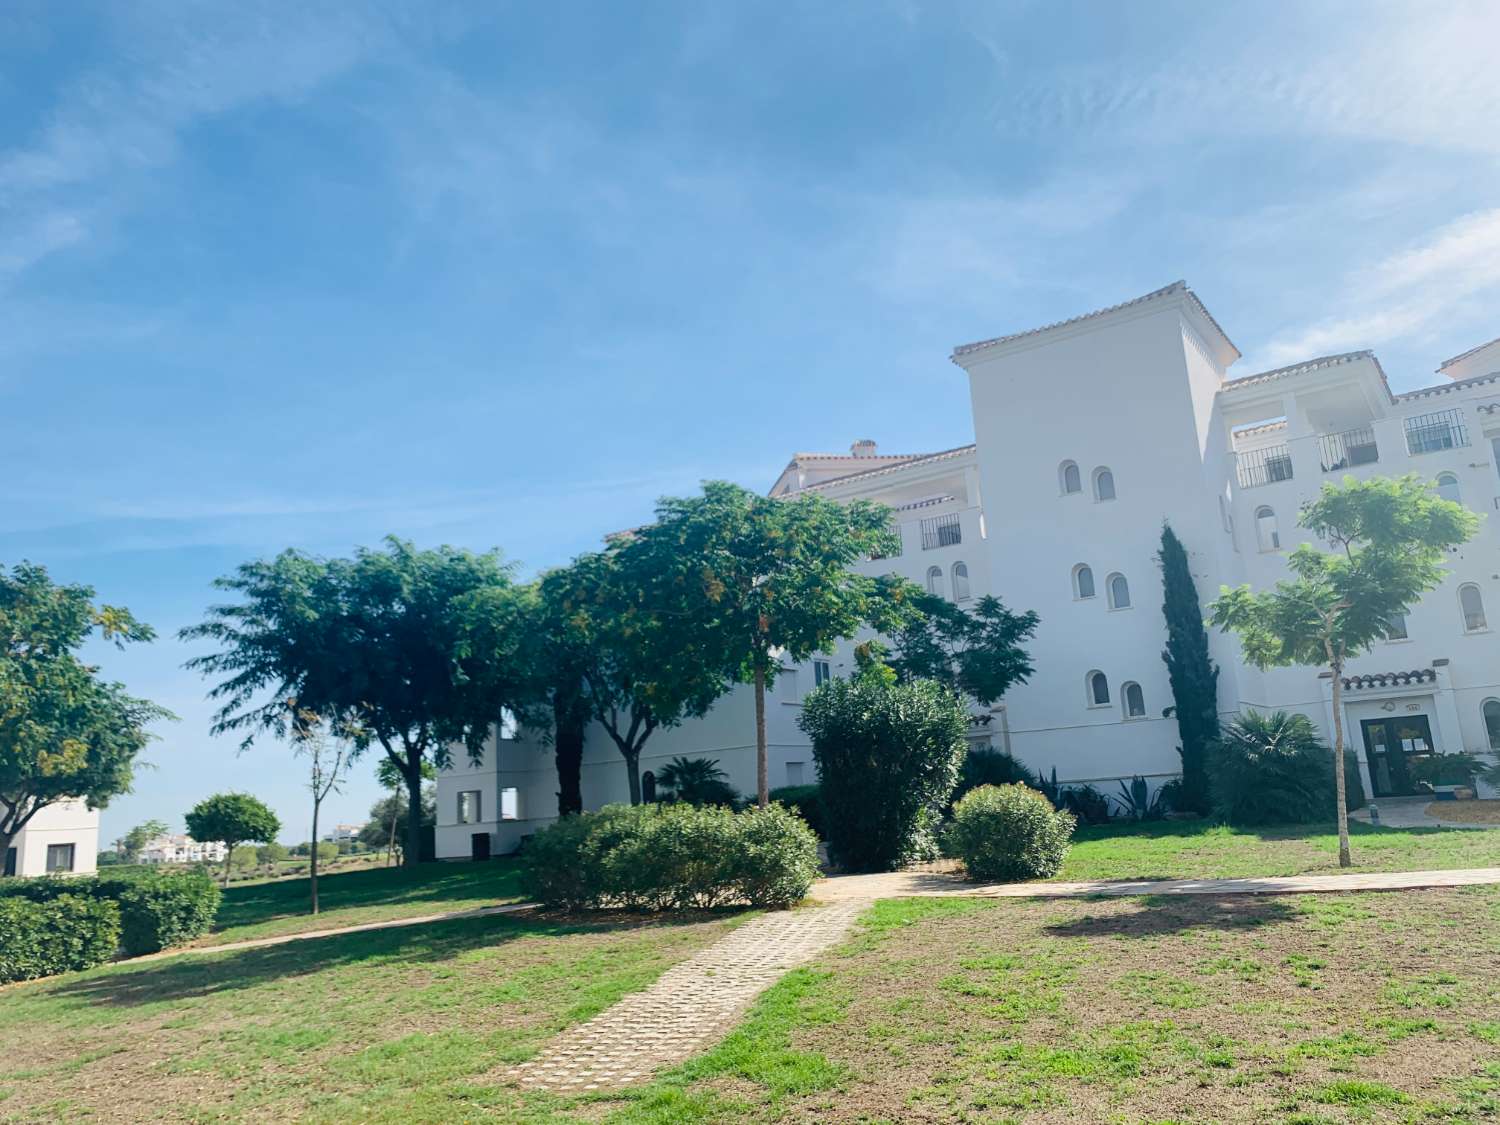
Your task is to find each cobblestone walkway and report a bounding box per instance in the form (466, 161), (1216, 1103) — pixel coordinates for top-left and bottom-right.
(508, 901), (866, 1093)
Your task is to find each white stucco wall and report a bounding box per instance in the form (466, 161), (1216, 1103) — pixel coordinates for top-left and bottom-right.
(5, 799), (100, 877)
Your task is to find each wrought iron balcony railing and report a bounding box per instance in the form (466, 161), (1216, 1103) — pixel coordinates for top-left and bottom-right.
(1236, 444), (1294, 489)
(1318, 425), (1380, 472)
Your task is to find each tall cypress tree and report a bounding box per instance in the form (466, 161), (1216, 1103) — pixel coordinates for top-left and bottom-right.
(1157, 524), (1218, 813)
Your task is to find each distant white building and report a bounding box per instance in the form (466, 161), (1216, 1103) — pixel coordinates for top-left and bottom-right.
(321, 824), (362, 844)
(140, 834), (227, 865)
(3, 799), (100, 877)
(438, 283), (1500, 858)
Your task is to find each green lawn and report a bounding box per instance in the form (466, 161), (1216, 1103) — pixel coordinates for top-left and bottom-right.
(1054, 819), (1500, 882)
(605, 888), (1500, 1122)
(200, 860), (527, 947)
(0, 909), (748, 1123)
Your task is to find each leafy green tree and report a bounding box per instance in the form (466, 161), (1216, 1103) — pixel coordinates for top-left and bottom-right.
(1211, 476), (1477, 866)
(523, 576), (593, 817)
(1, 563), (172, 863)
(626, 481), (912, 807)
(185, 792), (281, 886)
(889, 593), (1038, 704)
(118, 818), (169, 863)
(541, 549), (729, 805)
(799, 668), (969, 872)
(656, 756), (739, 807)
(255, 842), (289, 865)
(1158, 524), (1219, 814)
(182, 538), (531, 866)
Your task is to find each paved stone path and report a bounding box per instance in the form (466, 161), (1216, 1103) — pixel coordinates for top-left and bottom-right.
(508, 901), (866, 1093)
(1351, 795), (1500, 830)
(811, 865), (1500, 902)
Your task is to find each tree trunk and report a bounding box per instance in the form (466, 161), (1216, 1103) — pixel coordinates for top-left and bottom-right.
(624, 748), (642, 806)
(755, 662), (769, 808)
(1329, 658), (1352, 868)
(221, 844), (234, 888)
(403, 753), (424, 868)
(309, 801), (321, 915)
(554, 690), (586, 817)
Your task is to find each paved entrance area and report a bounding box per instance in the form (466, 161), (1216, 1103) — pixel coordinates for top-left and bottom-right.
(508, 901), (866, 1093)
(1350, 795), (1500, 829)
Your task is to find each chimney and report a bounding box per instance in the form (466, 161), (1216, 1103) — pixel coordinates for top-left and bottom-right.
(850, 439), (878, 458)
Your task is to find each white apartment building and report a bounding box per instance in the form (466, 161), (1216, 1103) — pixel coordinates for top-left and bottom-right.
(3, 799), (100, 877)
(140, 834), (227, 865)
(438, 282), (1500, 858)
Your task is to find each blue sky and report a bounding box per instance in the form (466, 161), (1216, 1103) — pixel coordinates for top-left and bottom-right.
(4, 1), (1498, 844)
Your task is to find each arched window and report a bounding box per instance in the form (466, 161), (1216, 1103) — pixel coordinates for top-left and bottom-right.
(1460, 583), (1487, 632)
(1436, 472), (1462, 505)
(1073, 564), (1095, 600)
(1254, 505), (1280, 552)
(951, 561), (971, 601)
(642, 771), (657, 803)
(1087, 670), (1110, 706)
(1060, 460), (1082, 495)
(1122, 681), (1146, 718)
(1485, 699), (1500, 751)
(926, 565), (945, 598)
(1093, 467), (1116, 502)
(1107, 573), (1131, 610)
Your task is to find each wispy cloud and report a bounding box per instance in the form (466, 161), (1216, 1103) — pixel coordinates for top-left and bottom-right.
(1250, 208), (1500, 371)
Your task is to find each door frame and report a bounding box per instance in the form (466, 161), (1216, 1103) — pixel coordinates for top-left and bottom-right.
(1359, 715), (1435, 797)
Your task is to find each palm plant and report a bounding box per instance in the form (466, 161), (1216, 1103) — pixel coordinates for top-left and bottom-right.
(1210, 710), (1339, 826)
(655, 756), (739, 807)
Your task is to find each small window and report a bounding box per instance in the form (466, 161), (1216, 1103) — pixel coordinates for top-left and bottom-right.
(813, 659), (832, 687)
(1122, 681), (1145, 718)
(1436, 472), (1461, 505)
(1060, 460), (1082, 494)
(498, 708), (520, 740)
(1107, 573), (1131, 610)
(1073, 564), (1096, 600)
(1093, 467), (1116, 502)
(926, 565), (945, 598)
(1384, 613), (1409, 641)
(1485, 699), (1500, 751)
(1460, 583), (1487, 632)
(500, 787), (520, 820)
(785, 761), (806, 786)
(1254, 505), (1280, 552)
(952, 561), (971, 601)
(1087, 670), (1110, 707)
(45, 843), (75, 874)
(458, 790), (482, 824)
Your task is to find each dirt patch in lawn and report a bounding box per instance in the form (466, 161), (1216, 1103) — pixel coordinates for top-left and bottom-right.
(1427, 799), (1500, 825)
(636, 889), (1500, 1123)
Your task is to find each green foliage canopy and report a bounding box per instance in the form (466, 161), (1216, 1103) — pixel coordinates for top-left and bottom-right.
(889, 593), (1038, 705)
(186, 792), (280, 885)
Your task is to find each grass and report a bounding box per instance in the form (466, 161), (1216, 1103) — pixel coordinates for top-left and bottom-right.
(199, 860), (527, 947)
(0, 907), (747, 1123)
(596, 887), (1500, 1122)
(1053, 818), (1500, 881)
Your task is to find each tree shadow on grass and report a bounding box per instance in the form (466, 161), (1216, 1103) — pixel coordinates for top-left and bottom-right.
(1042, 894), (1300, 939)
(43, 910), (732, 1010)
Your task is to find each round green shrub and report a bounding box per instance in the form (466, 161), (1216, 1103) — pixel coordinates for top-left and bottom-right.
(944, 784), (1076, 882)
(0, 895), (121, 983)
(520, 802), (819, 912)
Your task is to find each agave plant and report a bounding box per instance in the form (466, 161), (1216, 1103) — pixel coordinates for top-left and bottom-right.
(655, 756), (740, 807)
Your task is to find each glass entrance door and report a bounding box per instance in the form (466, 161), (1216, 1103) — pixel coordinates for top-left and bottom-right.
(1359, 715), (1435, 797)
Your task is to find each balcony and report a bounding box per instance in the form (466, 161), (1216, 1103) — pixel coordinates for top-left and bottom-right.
(920, 512), (962, 549)
(1318, 425), (1380, 473)
(1405, 409), (1470, 456)
(1236, 444), (1294, 489)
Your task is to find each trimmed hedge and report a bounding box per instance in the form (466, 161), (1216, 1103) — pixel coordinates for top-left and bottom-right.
(944, 784), (1076, 882)
(0, 895), (121, 983)
(768, 784), (825, 840)
(520, 802), (819, 912)
(0, 868), (221, 955)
